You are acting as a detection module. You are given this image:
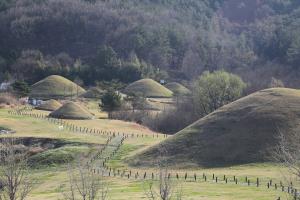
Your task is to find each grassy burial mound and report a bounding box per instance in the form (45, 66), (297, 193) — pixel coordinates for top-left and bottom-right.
(80, 87), (105, 99)
(130, 88), (300, 167)
(35, 99), (62, 111)
(30, 75), (86, 99)
(165, 82), (191, 95)
(124, 79), (173, 98)
(49, 102), (93, 120)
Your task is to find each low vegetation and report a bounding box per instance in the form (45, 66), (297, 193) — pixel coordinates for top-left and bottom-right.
(0, 93), (18, 108)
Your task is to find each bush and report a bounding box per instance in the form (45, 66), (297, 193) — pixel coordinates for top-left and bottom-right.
(193, 70), (246, 115)
(12, 81), (30, 97)
(99, 90), (122, 118)
(0, 92), (18, 106)
(143, 97), (198, 134)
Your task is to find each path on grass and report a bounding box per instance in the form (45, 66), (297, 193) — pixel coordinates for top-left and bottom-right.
(89, 135), (124, 176)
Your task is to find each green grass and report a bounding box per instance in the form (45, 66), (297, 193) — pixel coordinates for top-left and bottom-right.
(30, 75), (85, 99)
(28, 145), (92, 168)
(0, 105), (297, 200)
(0, 125), (10, 130)
(124, 78), (173, 98)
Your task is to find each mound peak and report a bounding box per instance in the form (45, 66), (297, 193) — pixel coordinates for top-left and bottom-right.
(30, 75), (85, 100)
(35, 99), (62, 111)
(124, 79), (173, 98)
(165, 82), (191, 95)
(49, 102), (93, 120)
(129, 88), (300, 167)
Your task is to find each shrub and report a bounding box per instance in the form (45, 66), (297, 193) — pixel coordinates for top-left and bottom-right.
(99, 90), (122, 118)
(12, 81), (30, 97)
(0, 92), (18, 106)
(193, 70), (246, 115)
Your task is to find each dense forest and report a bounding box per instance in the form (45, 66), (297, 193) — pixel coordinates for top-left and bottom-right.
(1, 0), (300, 91)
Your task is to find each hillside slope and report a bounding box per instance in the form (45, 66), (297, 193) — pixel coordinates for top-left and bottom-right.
(129, 88), (300, 167)
(124, 79), (173, 98)
(30, 75), (85, 99)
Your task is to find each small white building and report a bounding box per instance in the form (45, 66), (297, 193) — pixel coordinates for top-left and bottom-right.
(0, 82), (12, 91)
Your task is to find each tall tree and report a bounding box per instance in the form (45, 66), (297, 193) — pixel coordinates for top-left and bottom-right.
(193, 70), (246, 115)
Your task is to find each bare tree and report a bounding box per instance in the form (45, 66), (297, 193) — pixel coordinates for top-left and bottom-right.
(143, 146), (183, 200)
(0, 138), (33, 200)
(274, 129), (300, 200)
(276, 130), (300, 179)
(61, 160), (108, 200)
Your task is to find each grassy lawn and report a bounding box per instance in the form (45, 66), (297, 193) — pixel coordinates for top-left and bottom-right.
(0, 107), (296, 200)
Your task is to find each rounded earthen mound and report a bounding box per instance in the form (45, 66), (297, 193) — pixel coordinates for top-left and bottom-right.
(35, 99), (62, 111)
(129, 88), (300, 167)
(49, 102), (93, 120)
(165, 82), (191, 95)
(30, 75), (86, 100)
(80, 87), (105, 99)
(124, 79), (173, 98)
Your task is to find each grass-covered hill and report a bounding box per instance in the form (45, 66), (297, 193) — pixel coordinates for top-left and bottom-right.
(35, 99), (62, 111)
(165, 82), (191, 95)
(49, 102), (93, 120)
(129, 88), (300, 167)
(124, 79), (173, 98)
(30, 75), (85, 99)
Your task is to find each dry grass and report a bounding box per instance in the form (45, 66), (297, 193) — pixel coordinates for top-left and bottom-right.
(0, 93), (18, 108)
(131, 88), (300, 167)
(35, 99), (62, 111)
(165, 82), (191, 95)
(124, 79), (173, 98)
(49, 102), (93, 120)
(30, 75), (85, 99)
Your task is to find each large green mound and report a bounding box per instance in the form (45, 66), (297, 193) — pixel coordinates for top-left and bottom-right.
(49, 102), (93, 120)
(165, 82), (191, 95)
(35, 99), (62, 111)
(30, 75), (86, 99)
(129, 88), (300, 167)
(124, 79), (173, 98)
(80, 87), (105, 99)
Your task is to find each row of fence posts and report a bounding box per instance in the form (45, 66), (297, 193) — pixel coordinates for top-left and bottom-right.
(9, 109), (297, 199)
(8, 109), (168, 139)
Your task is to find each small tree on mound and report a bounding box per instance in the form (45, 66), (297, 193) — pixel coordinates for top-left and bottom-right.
(269, 77), (285, 88)
(99, 90), (122, 118)
(193, 70), (246, 115)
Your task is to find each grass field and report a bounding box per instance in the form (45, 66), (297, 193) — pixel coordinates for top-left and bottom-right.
(0, 107), (296, 200)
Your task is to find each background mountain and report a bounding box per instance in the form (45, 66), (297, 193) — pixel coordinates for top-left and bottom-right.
(1, 0), (300, 90)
